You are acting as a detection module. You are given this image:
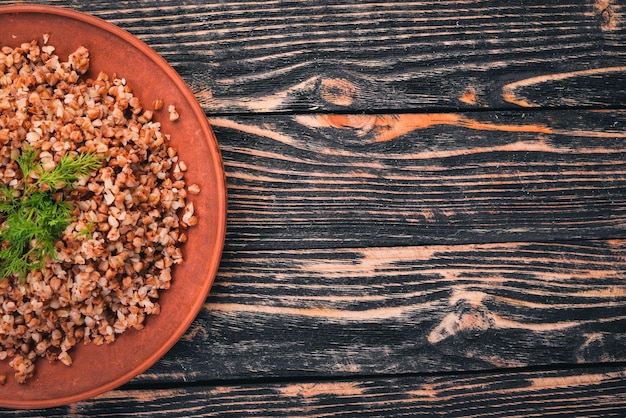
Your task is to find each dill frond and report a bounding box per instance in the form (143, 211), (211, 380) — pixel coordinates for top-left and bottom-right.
(0, 149), (103, 282)
(16, 146), (38, 179)
(36, 151), (104, 191)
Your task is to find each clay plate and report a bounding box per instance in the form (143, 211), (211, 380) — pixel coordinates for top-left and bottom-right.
(0, 4), (226, 409)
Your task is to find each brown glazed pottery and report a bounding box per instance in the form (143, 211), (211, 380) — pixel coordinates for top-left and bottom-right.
(0, 4), (226, 408)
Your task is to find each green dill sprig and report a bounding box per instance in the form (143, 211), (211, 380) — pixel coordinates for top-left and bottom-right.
(17, 147), (103, 191)
(75, 219), (96, 240)
(0, 148), (104, 282)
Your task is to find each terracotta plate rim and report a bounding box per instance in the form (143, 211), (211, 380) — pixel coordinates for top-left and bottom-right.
(0, 4), (227, 409)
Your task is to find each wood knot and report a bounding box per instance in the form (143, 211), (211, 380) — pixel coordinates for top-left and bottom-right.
(574, 333), (622, 363)
(459, 86), (478, 105)
(428, 301), (494, 344)
(595, 0), (619, 30)
(319, 78), (357, 106)
(456, 304), (493, 339)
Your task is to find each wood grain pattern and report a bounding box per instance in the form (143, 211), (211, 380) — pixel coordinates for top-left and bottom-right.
(5, 367), (626, 417)
(212, 110), (626, 250)
(1, 0), (625, 415)
(128, 240), (626, 383)
(21, 0), (626, 113)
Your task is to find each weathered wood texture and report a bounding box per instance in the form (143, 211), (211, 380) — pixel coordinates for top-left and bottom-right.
(211, 110), (626, 250)
(1, 0), (625, 415)
(7, 367), (626, 417)
(17, 0), (626, 113)
(135, 240), (626, 383)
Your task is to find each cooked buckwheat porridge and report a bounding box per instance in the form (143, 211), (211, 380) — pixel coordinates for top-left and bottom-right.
(0, 37), (197, 383)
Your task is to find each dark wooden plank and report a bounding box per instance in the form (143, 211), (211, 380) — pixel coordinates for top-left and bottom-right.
(131, 240), (626, 383)
(212, 110), (626, 250)
(1, 2), (623, 415)
(5, 366), (626, 416)
(22, 0), (626, 113)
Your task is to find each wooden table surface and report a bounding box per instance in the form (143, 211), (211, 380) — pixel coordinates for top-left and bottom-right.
(3, 0), (626, 416)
